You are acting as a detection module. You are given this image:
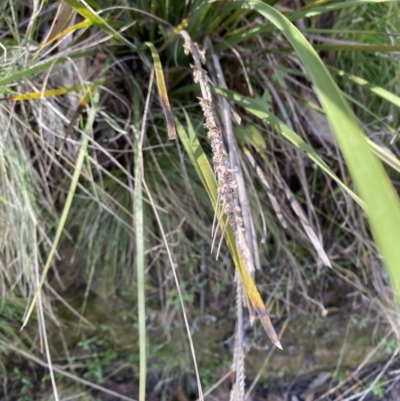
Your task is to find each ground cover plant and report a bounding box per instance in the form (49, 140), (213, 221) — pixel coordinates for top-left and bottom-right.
(0, 0), (400, 400)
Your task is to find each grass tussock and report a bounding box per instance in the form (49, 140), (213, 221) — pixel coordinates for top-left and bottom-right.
(0, 0), (400, 400)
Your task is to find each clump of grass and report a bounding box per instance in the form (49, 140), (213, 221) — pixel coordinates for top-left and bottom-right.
(1, 0), (400, 400)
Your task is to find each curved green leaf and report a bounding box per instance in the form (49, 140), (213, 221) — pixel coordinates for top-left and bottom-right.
(234, 0), (400, 301)
(330, 67), (400, 109)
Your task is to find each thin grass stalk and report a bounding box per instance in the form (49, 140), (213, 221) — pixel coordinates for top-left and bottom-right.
(142, 179), (204, 401)
(134, 69), (154, 401)
(36, 254), (59, 401)
(245, 319), (290, 399)
(230, 274), (245, 401)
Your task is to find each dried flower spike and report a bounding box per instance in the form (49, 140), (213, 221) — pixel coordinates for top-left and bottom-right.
(179, 30), (282, 351)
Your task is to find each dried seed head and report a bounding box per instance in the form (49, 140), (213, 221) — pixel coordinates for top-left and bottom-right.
(179, 30), (281, 352)
(193, 42), (206, 64)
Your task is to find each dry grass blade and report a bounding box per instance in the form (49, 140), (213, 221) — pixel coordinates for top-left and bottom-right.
(237, 123), (330, 265)
(37, 20), (92, 54)
(59, 87), (92, 152)
(133, 67), (154, 401)
(142, 179), (204, 401)
(179, 30), (282, 350)
(145, 42), (176, 140)
(367, 139), (400, 174)
(36, 277), (59, 401)
(274, 171), (331, 267)
(242, 148), (287, 229)
(358, 348), (399, 401)
(0, 82), (95, 101)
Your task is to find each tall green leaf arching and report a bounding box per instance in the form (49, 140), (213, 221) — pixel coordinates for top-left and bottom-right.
(229, 0), (400, 301)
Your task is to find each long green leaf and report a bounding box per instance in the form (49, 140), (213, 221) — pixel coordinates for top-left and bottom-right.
(63, 0), (114, 36)
(63, 0), (136, 50)
(216, 0), (394, 51)
(290, 0), (394, 20)
(235, 0), (400, 300)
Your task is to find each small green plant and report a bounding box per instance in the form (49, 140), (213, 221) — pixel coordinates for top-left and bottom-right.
(333, 367), (349, 383)
(77, 337), (118, 382)
(382, 338), (397, 355)
(305, 317), (318, 336)
(10, 367), (34, 401)
(370, 380), (385, 399)
(351, 316), (367, 329)
(168, 287), (193, 310)
(199, 357), (224, 391)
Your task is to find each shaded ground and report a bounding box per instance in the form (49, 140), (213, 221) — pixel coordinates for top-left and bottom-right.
(3, 356), (400, 401)
(1, 294), (398, 401)
(247, 363), (400, 401)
